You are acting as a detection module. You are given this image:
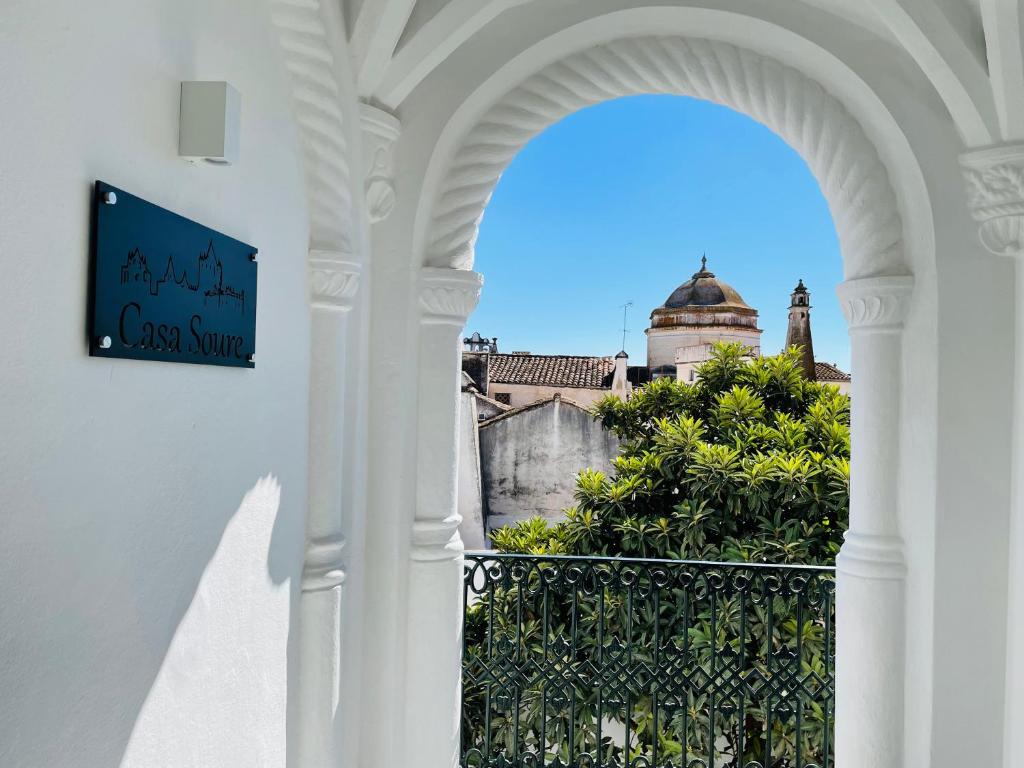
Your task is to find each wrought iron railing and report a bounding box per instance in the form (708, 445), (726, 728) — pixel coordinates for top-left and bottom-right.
(462, 553), (835, 768)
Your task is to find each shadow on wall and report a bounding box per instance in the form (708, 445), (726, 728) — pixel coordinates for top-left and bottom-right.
(0, 474), (303, 768)
(113, 474), (302, 767)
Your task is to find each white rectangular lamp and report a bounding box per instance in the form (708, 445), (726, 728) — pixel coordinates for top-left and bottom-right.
(178, 81), (240, 165)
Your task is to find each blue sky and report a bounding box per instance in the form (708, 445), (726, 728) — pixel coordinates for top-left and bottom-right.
(466, 94), (850, 372)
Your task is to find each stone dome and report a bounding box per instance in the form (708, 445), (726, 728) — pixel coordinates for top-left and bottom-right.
(650, 257), (759, 331)
(661, 256), (753, 310)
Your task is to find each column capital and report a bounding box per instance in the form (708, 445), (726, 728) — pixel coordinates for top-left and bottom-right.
(836, 275), (913, 334)
(309, 251), (361, 310)
(418, 267), (483, 325)
(360, 103), (400, 223)
(960, 143), (1024, 257)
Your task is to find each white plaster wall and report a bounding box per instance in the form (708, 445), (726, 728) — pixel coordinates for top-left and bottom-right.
(458, 392), (487, 550)
(0, 2), (310, 766)
(487, 383), (609, 408)
(825, 380), (851, 396)
(478, 399), (619, 530)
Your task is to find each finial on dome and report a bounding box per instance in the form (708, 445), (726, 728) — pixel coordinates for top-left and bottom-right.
(693, 253), (714, 278)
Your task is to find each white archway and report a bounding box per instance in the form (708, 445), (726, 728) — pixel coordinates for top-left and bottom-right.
(421, 36), (905, 280)
(271, 1), (370, 766)
(423, 35), (905, 280)
(408, 26), (928, 768)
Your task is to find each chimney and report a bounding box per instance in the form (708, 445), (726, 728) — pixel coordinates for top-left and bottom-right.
(785, 280), (816, 380)
(611, 350), (632, 399)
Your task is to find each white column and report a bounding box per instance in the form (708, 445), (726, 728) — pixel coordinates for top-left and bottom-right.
(835, 275), (913, 768)
(961, 144), (1024, 768)
(298, 253), (362, 768)
(405, 267), (483, 768)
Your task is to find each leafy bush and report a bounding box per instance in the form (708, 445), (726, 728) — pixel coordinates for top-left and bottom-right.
(491, 343), (849, 565)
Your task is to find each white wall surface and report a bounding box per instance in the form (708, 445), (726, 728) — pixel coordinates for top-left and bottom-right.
(457, 392), (487, 550)
(0, 2), (310, 766)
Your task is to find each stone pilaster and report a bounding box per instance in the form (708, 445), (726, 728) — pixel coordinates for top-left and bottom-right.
(962, 143), (1024, 767)
(298, 252), (362, 767)
(835, 275), (913, 768)
(404, 267), (483, 768)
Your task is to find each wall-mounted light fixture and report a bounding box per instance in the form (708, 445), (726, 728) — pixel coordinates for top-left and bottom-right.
(178, 81), (240, 165)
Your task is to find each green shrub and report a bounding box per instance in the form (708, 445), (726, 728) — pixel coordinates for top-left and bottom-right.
(491, 343), (848, 565)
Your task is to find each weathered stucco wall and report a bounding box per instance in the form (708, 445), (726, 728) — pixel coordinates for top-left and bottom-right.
(0, 2), (312, 765)
(479, 397), (619, 531)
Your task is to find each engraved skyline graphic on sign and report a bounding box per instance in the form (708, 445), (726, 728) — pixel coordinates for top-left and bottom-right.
(119, 240), (246, 313)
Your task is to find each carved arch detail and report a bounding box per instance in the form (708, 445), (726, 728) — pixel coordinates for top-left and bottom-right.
(271, 0), (357, 257)
(424, 36), (905, 279)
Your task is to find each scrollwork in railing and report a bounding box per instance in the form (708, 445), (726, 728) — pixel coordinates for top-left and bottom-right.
(462, 553), (835, 768)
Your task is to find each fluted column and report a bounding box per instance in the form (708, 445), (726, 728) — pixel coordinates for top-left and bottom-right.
(834, 275), (913, 768)
(298, 252), (361, 768)
(405, 267), (483, 768)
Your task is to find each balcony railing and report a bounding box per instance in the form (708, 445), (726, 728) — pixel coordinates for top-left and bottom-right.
(462, 553), (835, 768)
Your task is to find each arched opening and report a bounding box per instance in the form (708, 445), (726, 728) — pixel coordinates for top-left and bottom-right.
(455, 92), (850, 767)
(404, 30), (928, 768)
(466, 93), (849, 379)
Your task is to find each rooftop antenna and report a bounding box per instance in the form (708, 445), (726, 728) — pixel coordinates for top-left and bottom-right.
(619, 301), (633, 352)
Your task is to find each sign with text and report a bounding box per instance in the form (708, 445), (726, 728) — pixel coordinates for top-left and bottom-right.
(90, 181), (257, 368)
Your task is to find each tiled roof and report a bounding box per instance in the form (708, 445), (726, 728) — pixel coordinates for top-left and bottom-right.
(487, 353), (615, 389)
(814, 361), (851, 382)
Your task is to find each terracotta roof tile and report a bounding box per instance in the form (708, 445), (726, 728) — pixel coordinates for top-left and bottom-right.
(814, 361), (851, 382)
(487, 353), (615, 389)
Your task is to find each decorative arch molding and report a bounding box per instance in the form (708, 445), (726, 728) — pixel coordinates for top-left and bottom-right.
(271, 0), (358, 257)
(407, 26), (932, 768)
(269, 4), (367, 768)
(422, 35), (906, 281)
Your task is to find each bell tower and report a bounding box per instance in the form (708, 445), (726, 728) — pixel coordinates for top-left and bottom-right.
(785, 280), (816, 380)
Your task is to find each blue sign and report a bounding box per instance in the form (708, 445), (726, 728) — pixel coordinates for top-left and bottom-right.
(90, 181), (257, 368)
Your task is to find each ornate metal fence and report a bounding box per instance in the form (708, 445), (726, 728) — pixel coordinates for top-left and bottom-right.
(462, 553), (835, 768)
